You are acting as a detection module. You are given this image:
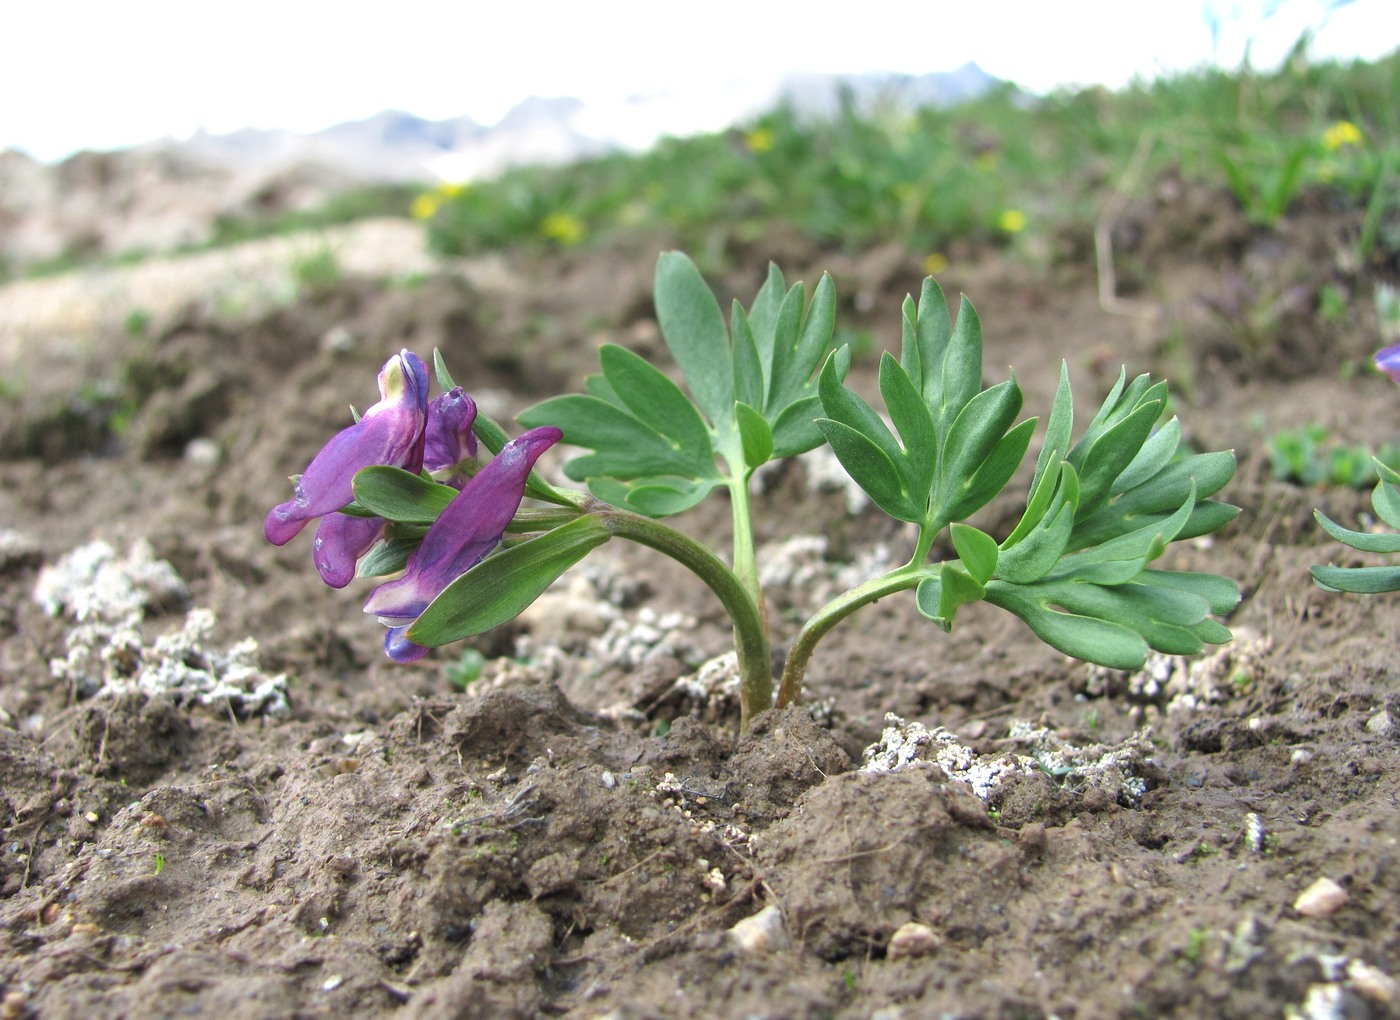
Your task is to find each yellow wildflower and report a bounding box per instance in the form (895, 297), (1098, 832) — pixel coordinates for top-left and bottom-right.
(410, 194), (440, 221)
(541, 212), (585, 246)
(998, 209), (1027, 234)
(923, 253), (949, 276)
(1322, 120), (1363, 151)
(436, 181), (468, 198)
(745, 127), (775, 154)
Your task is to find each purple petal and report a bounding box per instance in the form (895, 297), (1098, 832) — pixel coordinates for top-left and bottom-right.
(313, 513), (386, 588)
(384, 626), (432, 662)
(363, 426), (562, 624)
(1376, 343), (1400, 383)
(424, 387), (478, 472)
(264, 351), (429, 546)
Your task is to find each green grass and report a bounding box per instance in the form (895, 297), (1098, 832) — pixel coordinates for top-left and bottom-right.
(421, 48), (1399, 268)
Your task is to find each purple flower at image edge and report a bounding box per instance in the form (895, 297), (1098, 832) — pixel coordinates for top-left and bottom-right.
(264, 350), (429, 587)
(363, 426), (563, 662)
(1375, 342), (1400, 384)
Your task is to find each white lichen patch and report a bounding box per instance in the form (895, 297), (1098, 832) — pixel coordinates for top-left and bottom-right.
(50, 606), (289, 716)
(36, 540), (287, 716)
(588, 606), (702, 672)
(1004, 719), (1155, 806)
(668, 651), (742, 714)
(799, 444), (872, 515)
(34, 539), (187, 623)
(862, 714), (1039, 800)
(863, 713), (1157, 806)
(756, 533), (898, 610)
(1085, 626), (1271, 713)
(0, 528), (41, 571)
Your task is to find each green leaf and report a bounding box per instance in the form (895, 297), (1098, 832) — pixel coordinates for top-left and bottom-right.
(985, 583), (1148, 669)
(654, 252), (734, 428)
(356, 535), (421, 578)
(937, 376), (1023, 508)
(996, 497), (1076, 585)
(1057, 483), (1195, 573)
(584, 372), (623, 404)
(1191, 617), (1234, 645)
(1314, 509), (1400, 553)
(730, 303), (766, 409)
(352, 466), (457, 524)
(766, 282), (807, 410)
(769, 396), (825, 459)
(1034, 579), (1213, 656)
(1003, 456), (1063, 550)
(1137, 569), (1241, 616)
(1070, 373), (1161, 469)
(432, 348), (456, 391)
(1071, 451), (1236, 548)
(912, 278), (952, 399)
(899, 294), (921, 388)
(735, 402), (774, 469)
(1376, 460), (1400, 487)
(951, 523), (999, 584)
(519, 394), (712, 480)
(747, 263), (786, 373)
(599, 344), (714, 461)
(408, 516), (612, 646)
(780, 273), (837, 407)
(587, 476), (717, 517)
(1039, 578), (1211, 627)
(914, 564), (986, 631)
(937, 296), (984, 433)
(879, 352), (937, 496)
(1371, 473), (1400, 530)
(1113, 417), (1182, 494)
(1178, 500), (1242, 541)
(815, 418), (920, 522)
(1035, 362), (1073, 485)
(1076, 400), (1163, 519)
(943, 416), (1036, 523)
(1310, 564), (1400, 594)
(818, 351), (907, 479)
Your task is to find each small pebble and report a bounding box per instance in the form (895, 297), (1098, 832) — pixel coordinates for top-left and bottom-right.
(1348, 959), (1397, 1004)
(887, 921), (941, 960)
(184, 437), (221, 467)
(728, 905), (791, 953)
(1366, 709), (1393, 737)
(1244, 812), (1266, 853)
(321, 974), (344, 992)
(1294, 876), (1348, 917)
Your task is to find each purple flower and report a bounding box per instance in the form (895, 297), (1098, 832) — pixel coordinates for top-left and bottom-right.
(1376, 342), (1400, 383)
(424, 387), (478, 474)
(265, 350), (429, 583)
(312, 513), (387, 589)
(363, 426), (563, 662)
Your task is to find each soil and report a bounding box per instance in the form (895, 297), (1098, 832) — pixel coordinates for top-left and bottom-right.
(2, 187), (1399, 1019)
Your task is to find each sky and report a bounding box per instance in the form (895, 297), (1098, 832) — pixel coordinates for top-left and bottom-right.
(3, 0), (1395, 162)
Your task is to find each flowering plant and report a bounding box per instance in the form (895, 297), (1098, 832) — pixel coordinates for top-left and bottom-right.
(267, 253), (1242, 730)
(1309, 341), (1400, 594)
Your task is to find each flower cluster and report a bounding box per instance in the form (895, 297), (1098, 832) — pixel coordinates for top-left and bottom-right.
(265, 349), (560, 660)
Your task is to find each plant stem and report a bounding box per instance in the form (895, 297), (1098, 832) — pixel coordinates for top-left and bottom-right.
(598, 503), (772, 728)
(775, 561), (930, 710)
(725, 472), (765, 624)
